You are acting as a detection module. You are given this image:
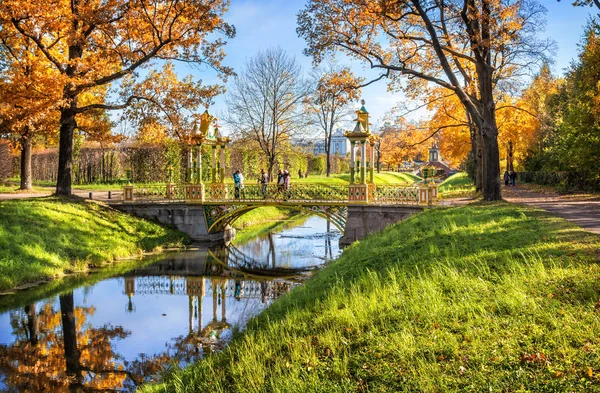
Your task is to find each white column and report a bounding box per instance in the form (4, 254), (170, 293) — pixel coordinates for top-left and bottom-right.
(211, 146), (217, 183)
(361, 141), (367, 184)
(350, 141), (356, 184)
(219, 145), (226, 183)
(197, 145), (202, 184)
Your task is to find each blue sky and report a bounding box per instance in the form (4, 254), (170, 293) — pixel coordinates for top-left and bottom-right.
(184, 0), (597, 135)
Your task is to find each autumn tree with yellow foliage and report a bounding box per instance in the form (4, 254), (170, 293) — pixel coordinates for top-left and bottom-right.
(306, 65), (363, 176)
(0, 0), (234, 195)
(298, 0), (550, 200)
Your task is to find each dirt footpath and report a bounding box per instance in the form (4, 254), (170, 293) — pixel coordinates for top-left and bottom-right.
(503, 185), (600, 234)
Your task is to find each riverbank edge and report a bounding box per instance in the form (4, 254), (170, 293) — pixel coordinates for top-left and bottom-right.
(0, 204), (306, 311)
(233, 207), (312, 245)
(143, 202), (600, 392)
(0, 197), (190, 294)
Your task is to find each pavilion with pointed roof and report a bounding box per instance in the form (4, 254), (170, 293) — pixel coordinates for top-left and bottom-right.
(345, 100), (377, 202)
(167, 109), (230, 202)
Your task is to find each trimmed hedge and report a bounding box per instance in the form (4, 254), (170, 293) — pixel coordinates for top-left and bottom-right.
(517, 171), (600, 191)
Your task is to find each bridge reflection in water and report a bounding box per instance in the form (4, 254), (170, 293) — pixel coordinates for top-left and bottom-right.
(0, 216), (339, 393)
(121, 245), (303, 351)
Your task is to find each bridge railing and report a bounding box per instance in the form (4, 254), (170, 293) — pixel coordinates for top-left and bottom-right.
(126, 184), (187, 203)
(123, 183), (432, 205)
(372, 185), (420, 204)
(206, 183), (349, 203)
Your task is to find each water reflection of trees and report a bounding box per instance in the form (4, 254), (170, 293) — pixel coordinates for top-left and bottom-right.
(0, 256), (297, 392)
(0, 294), (140, 392)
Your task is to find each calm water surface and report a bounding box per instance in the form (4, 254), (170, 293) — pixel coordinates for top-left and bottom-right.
(0, 215), (341, 392)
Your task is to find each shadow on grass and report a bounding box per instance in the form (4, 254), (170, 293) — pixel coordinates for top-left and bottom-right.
(249, 201), (599, 326)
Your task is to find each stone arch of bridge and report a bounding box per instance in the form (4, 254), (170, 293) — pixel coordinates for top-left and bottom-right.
(204, 204), (347, 234)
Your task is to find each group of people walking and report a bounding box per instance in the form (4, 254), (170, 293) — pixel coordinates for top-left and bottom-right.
(233, 169), (292, 199)
(503, 170), (517, 186)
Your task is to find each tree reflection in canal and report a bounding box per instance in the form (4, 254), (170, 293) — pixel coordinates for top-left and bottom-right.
(0, 215), (340, 392)
(0, 295), (137, 392)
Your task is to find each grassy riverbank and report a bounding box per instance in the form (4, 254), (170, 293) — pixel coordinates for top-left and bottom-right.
(144, 202), (600, 392)
(232, 206), (312, 245)
(439, 172), (475, 198)
(1, 171), (419, 193)
(0, 197), (188, 292)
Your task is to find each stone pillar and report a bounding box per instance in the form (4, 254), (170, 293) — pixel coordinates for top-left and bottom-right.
(219, 144), (226, 183)
(360, 141), (367, 185)
(369, 141), (375, 183)
(185, 144), (205, 202)
(124, 185), (134, 202)
(350, 141), (356, 184)
(211, 145), (217, 183)
(419, 185), (430, 205)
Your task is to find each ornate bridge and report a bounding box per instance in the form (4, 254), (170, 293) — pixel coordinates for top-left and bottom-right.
(113, 103), (438, 243)
(117, 182), (437, 239)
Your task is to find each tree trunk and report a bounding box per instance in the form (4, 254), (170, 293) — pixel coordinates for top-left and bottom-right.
(25, 303), (38, 346)
(506, 141), (514, 172)
(20, 131), (32, 190)
(325, 119), (333, 177)
(478, 0), (501, 201)
(56, 107), (77, 196)
(60, 292), (83, 386)
(267, 156), (276, 182)
(481, 122), (501, 200)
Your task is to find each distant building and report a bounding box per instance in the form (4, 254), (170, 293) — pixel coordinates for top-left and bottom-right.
(312, 129), (350, 156)
(421, 144), (453, 177)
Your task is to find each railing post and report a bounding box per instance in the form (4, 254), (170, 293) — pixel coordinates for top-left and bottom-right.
(430, 183), (438, 203)
(185, 183), (205, 203)
(418, 185), (429, 206)
(124, 185), (134, 202)
(348, 183), (369, 204)
(166, 183), (175, 200)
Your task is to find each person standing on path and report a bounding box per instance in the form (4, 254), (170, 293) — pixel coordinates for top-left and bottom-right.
(283, 170), (291, 201)
(260, 169), (269, 199)
(276, 169), (284, 198)
(510, 170), (517, 186)
(234, 170), (244, 199)
(504, 170), (510, 186)
(233, 170), (241, 199)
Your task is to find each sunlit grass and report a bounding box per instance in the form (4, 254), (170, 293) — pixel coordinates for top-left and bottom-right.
(295, 172), (419, 185)
(439, 172), (476, 198)
(143, 202), (600, 393)
(0, 197), (188, 291)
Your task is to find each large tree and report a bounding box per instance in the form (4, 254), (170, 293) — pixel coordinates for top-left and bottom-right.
(298, 0), (549, 200)
(306, 65), (362, 177)
(0, 37), (113, 190)
(0, 37), (61, 190)
(224, 47), (310, 179)
(0, 0), (234, 195)
(560, 0), (600, 9)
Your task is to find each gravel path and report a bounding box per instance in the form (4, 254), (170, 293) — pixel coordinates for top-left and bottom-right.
(503, 185), (600, 234)
(0, 188), (122, 202)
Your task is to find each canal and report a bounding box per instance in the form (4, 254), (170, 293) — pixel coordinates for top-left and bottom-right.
(0, 214), (341, 392)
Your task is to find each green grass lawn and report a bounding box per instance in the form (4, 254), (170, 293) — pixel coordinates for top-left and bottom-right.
(143, 202), (600, 392)
(295, 172), (419, 185)
(0, 197), (188, 291)
(439, 172), (476, 198)
(1, 172), (418, 194)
